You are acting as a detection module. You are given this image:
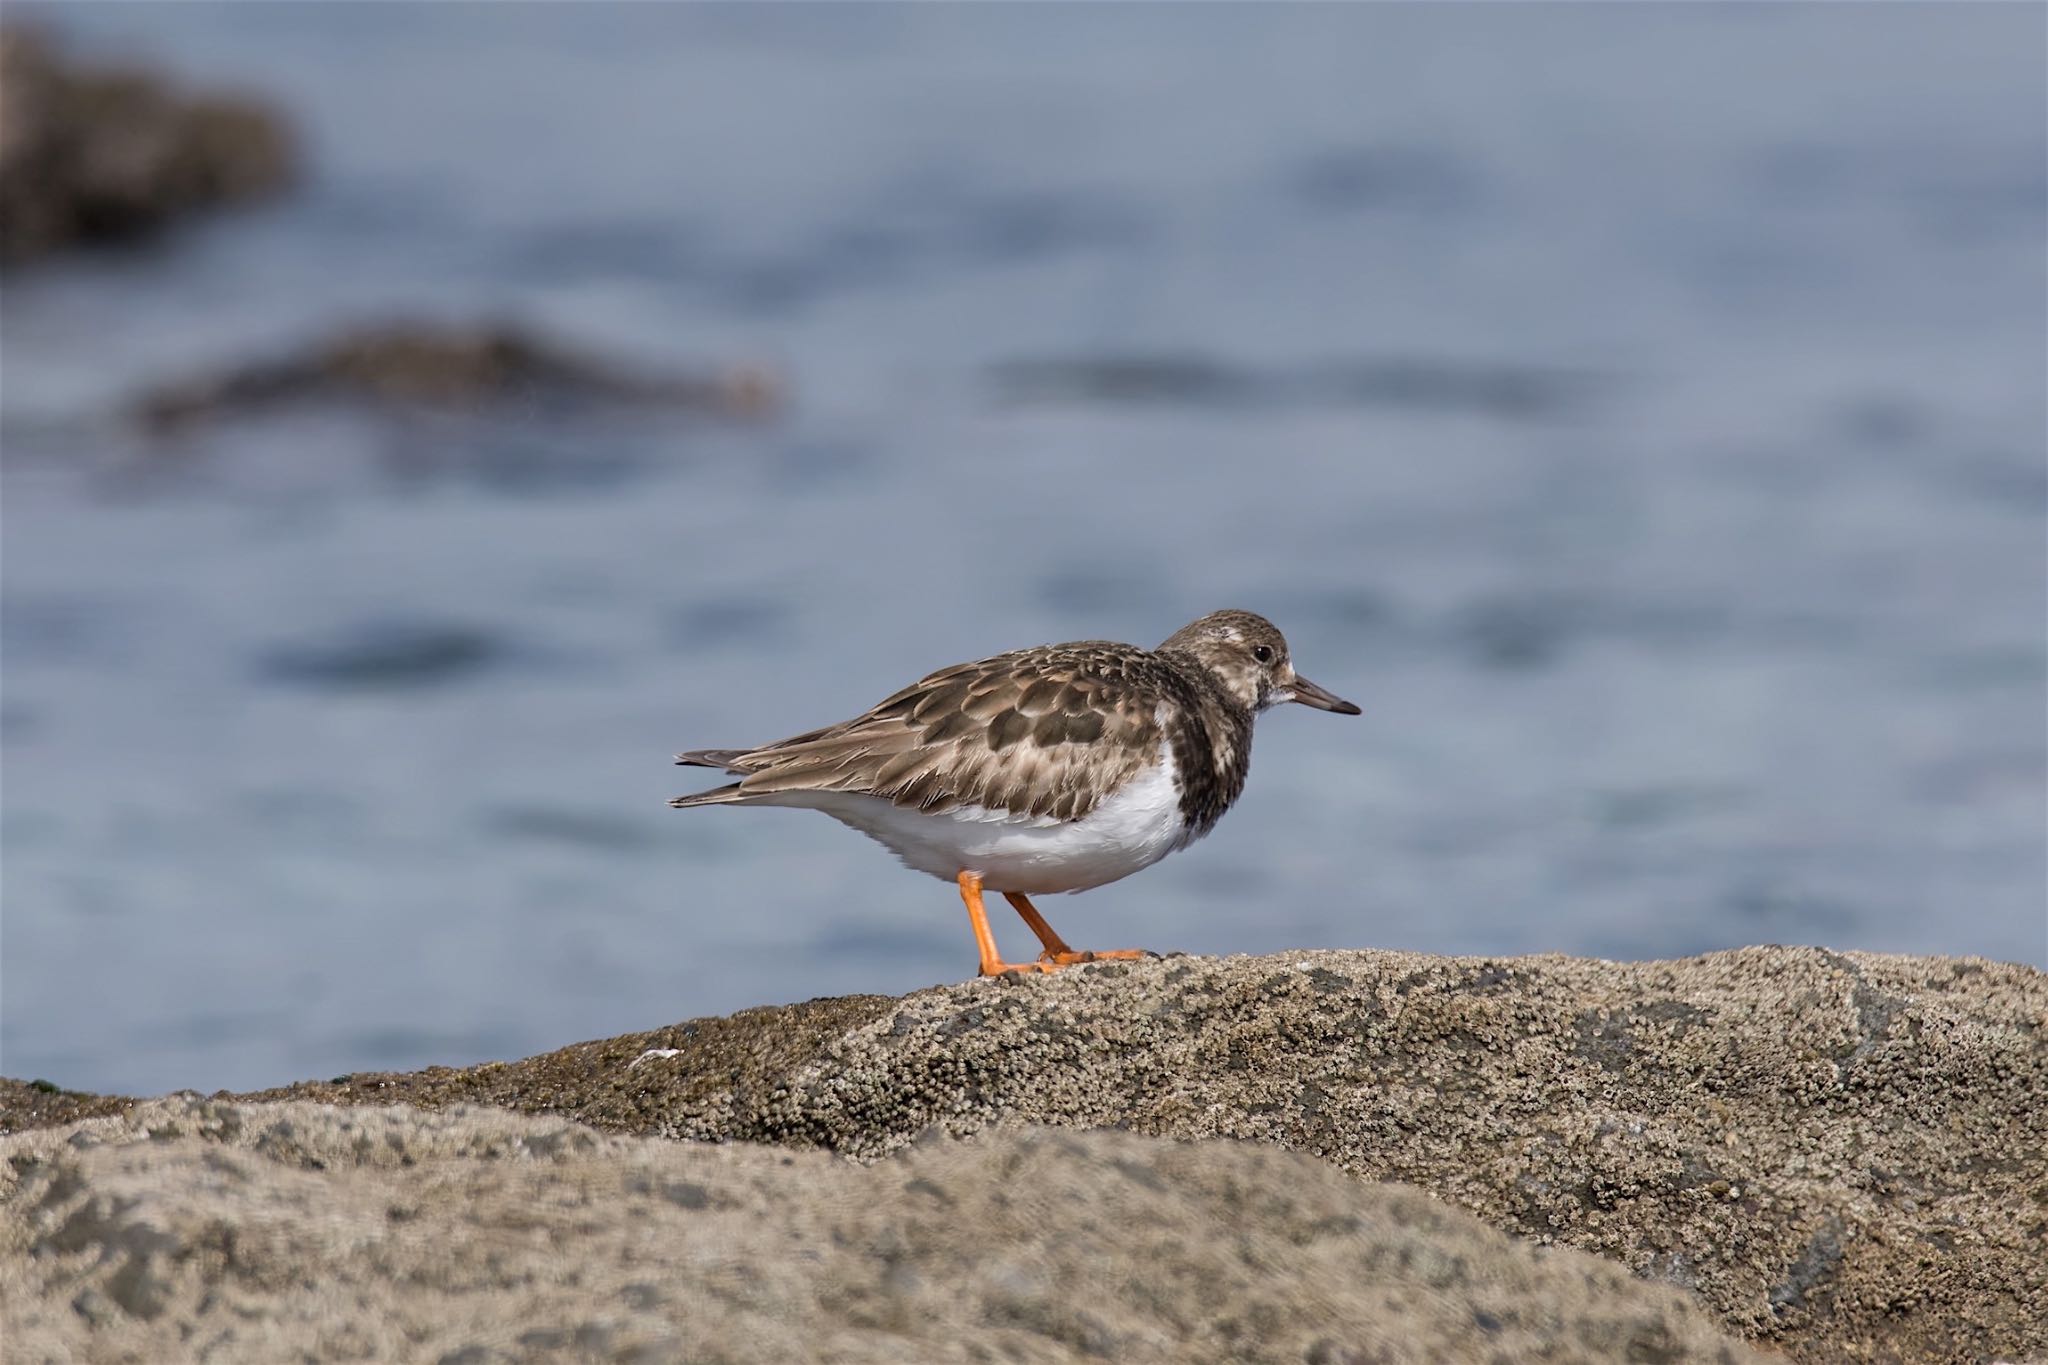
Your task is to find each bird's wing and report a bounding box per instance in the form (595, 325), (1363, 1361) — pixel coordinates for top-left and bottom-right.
(717, 645), (1167, 821)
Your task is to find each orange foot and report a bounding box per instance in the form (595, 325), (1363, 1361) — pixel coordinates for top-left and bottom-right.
(989, 960), (1062, 977)
(955, 874), (1156, 977)
(1037, 949), (1154, 966)
(999, 889), (1153, 970)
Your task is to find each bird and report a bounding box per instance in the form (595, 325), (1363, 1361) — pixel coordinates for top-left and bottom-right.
(669, 609), (1360, 976)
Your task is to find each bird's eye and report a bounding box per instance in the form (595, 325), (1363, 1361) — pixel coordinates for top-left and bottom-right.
(1252, 644), (1274, 665)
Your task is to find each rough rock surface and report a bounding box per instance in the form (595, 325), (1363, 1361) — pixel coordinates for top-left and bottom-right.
(0, 27), (295, 265)
(6, 947), (2043, 1362)
(0, 1097), (1763, 1365)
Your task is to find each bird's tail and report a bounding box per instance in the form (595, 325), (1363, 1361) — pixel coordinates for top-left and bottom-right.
(675, 747), (753, 772)
(668, 782), (749, 810)
(671, 746), (764, 808)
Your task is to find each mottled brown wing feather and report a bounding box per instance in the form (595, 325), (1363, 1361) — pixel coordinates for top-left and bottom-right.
(720, 643), (1168, 821)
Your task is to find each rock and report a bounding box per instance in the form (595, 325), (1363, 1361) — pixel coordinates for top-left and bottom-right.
(125, 319), (784, 433)
(0, 1097), (1764, 1364)
(5, 946), (2042, 1362)
(0, 1078), (133, 1133)
(0, 26), (295, 265)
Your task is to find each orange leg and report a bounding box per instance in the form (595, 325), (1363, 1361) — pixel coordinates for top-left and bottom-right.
(1002, 891), (1153, 967)
(957, 872), (1056, 976)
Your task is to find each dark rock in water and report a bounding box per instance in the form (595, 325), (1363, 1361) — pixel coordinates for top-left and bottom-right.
(0, 26), (296, 266)
(126, 320), (783, 434)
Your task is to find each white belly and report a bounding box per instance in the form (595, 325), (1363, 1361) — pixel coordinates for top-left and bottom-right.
(767, 741), (1193, 894)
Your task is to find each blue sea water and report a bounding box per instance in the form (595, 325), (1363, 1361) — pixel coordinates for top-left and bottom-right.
(2, 3), (2043, 1095)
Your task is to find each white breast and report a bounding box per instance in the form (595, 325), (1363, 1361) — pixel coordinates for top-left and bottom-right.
(767, 738), (1193, 894)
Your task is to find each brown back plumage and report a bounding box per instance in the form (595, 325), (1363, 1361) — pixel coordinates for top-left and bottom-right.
(671, 642), (1175, 821)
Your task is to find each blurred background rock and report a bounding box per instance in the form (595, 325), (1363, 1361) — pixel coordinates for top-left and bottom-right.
(0, 26), (293, 265)
(1, 5), (2041, 1095)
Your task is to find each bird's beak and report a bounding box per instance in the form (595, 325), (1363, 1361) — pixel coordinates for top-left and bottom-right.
(1288, 674), (1361, 715)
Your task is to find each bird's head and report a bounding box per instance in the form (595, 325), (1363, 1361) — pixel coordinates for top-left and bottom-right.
(1158, 609), (1360, 716)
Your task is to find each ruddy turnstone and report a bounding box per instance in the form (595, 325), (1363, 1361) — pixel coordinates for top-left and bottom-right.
(669, 609), (1359, 976)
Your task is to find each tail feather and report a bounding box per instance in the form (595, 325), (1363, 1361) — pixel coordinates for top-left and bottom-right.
(668, 782), (749, 809)
(674, 747), (753, 773)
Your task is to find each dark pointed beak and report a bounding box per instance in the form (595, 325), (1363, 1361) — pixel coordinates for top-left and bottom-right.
(1289, 674), (1361, 715)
